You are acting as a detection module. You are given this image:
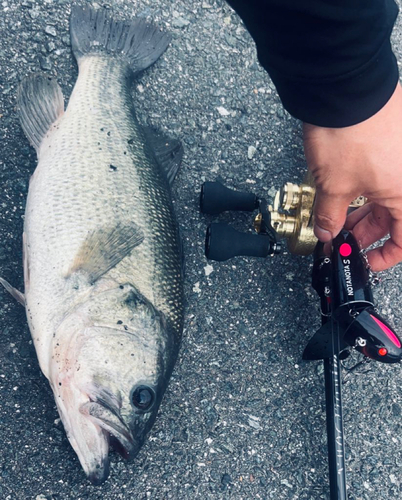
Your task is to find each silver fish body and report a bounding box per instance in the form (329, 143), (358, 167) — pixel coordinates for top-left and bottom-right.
(17, 6), (183, 484)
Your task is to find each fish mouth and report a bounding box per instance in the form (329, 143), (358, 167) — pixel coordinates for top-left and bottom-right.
(79, 400), (139, 483)
(81, 400), (138, 455)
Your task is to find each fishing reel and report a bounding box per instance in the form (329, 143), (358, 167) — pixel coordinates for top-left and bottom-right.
(200, 180), (402, 363)
(201, 175), (319, 259)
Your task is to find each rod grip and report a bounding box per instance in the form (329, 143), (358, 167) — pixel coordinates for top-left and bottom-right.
(200, 181), (258, 215)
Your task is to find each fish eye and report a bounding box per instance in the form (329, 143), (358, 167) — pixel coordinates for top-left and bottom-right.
(131, 385), (155, 412)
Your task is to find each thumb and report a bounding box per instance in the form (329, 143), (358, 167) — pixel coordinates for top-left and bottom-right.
(313, 190), (351, 242)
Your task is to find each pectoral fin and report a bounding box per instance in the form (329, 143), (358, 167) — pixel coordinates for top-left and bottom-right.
(67, 223), (144, 284)
(0, 277), (25, 306)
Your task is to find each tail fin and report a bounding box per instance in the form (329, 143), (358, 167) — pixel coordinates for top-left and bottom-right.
(70, 5), (171, 75)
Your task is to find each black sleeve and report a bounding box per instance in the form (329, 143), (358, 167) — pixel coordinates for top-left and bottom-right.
(226, 0), (399, 127)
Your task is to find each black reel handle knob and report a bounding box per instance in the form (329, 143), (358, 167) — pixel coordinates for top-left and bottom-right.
(205, 222), (280, 261)
(200, 181), (258, 215)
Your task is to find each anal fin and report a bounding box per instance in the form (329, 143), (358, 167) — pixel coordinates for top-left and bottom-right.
(18, 74), (64, 151)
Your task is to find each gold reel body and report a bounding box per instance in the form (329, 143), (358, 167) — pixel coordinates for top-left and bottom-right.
(255, 175), (367, 256)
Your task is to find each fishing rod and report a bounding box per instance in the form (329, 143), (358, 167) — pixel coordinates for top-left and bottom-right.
(199, 178), (402, 500)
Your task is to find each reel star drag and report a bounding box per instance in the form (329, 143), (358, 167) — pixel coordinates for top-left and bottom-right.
(199, 178), (402, 500)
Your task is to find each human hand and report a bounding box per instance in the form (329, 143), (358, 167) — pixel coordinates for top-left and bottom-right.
(303, 82), (402, 272)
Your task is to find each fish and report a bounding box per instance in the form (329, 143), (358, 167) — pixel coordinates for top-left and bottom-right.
(7, 5), (184, 484)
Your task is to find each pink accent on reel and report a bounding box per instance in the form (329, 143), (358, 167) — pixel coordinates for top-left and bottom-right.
(370, 314), (401, 348)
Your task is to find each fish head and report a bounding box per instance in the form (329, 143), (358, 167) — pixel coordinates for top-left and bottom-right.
(50, 283), (177, 484)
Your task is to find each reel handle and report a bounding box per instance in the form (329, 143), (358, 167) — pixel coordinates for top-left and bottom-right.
(200, 181), (258, 215)
(205, 222), (280, 261)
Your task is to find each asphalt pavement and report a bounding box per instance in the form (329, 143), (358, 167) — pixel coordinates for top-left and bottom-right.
(1, 1), (402, 499)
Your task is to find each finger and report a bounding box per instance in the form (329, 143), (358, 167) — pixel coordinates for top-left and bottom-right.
(313, 191), (351, 242)
(348, 205), (391, 249)
(344, 202), (374, 230)
(366, 229), (402, 272)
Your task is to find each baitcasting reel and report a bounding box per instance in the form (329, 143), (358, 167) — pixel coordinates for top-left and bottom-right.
(200, 177), (318, 259)
(200, 180), (402, 364)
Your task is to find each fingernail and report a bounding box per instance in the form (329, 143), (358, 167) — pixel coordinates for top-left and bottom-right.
(314, 225), (333, 242)
(323, 242), (332, 256)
